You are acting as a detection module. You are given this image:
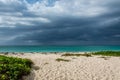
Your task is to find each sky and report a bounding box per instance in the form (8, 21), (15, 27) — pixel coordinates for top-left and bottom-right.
(0, 0), (120, 45)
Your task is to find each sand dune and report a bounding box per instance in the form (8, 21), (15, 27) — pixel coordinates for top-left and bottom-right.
(6, 53), (120, 80)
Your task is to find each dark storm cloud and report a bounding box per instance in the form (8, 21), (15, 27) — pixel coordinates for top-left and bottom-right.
(9, 16), (120, 45)
(0, 0), (120, 45)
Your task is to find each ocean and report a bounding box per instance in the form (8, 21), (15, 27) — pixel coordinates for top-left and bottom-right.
(0, 46), (120, 52)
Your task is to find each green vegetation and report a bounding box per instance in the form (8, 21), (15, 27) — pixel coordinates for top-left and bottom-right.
(0, 55), (33, 80)
(56, 58), (70, 62)
(61, 51), (120, 57)
(61, 53), (92, 57)
(92, 51), (120, 56)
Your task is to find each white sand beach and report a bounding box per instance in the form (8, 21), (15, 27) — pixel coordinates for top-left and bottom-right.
(4, 53), (120, 80)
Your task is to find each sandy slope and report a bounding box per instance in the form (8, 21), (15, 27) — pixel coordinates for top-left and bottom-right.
(5, 53), (120, 80)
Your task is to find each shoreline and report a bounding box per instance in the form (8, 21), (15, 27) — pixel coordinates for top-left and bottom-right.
(1, 52), (120, 80)
(0, 52), (90, 55)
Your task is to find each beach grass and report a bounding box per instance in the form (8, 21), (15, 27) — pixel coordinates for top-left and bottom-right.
(56, 58), (70, 62)
(61, 53), (92, 57)
(61, 51), (120, 57)
(92, 51), (120, 56)
(0, 55), (33, 80)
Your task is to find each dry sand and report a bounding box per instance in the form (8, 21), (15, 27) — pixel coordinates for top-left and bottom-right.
(4, 53), (120, 80)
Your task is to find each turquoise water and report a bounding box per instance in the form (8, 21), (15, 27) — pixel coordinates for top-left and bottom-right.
(0, 46), (120, 52)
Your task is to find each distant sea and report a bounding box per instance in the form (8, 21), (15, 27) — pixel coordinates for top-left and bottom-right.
(0, 46), (120, 52)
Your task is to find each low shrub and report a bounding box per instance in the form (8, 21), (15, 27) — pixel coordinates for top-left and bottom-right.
(0, 55), (33, 80)
(56, 58), (70, 62)
(61, 53), (92, 57)
(92, 51), (120, 56)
